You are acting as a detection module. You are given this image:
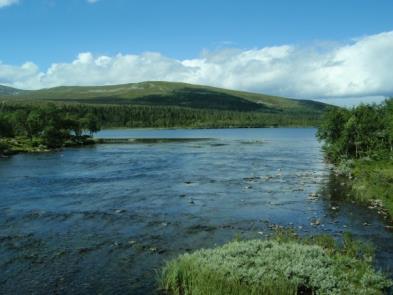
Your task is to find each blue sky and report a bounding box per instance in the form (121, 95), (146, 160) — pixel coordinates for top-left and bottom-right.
(1, 0), (393, 104)
(1, 0), (393, 67)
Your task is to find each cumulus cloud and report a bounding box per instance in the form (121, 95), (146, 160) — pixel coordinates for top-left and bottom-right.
(0, 0), (18, 8)
(1, 31), (393, 99)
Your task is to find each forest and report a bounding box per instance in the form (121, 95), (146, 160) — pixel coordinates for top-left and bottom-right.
(0, 101), (323, 128)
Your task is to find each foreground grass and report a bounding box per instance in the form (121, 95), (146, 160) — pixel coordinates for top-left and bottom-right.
(160, 234), (391, 295)
(350, 159), (393, 219)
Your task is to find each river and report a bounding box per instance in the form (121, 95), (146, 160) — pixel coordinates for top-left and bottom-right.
(0, 128), (392, 294)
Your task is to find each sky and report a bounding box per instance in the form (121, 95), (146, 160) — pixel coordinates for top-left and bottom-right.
(1, 0), (393, 105)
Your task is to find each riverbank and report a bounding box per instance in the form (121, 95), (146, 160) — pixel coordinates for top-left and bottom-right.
(350, 159), (393, 221)
(0, 136), (95, 157)
(316, 99), (393, 221)
(0, 136), (216, 157)
(160, 232), (392, 294)
(331, 158), (393, 222)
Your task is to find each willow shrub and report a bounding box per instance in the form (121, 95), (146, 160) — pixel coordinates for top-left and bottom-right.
(160, 237), (391, 295)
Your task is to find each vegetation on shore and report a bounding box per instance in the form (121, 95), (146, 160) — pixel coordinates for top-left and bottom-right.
(0, 104), (99, 156)
(351, 159), (393, 219)
(160, 232), (392, 295)
(1, 101), (323, 131)
(317, 98), (393, 217)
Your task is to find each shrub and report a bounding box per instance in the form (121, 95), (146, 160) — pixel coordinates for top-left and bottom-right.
(42, 126), (65, 148)
(0, 141), (10, 154)
(160, 238), (391, 295)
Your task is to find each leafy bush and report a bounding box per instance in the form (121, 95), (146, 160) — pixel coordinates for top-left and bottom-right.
(317, 99), (393, 162)
(0, 114), (14, 137)
(0, 141), (10, 154)
(42, 126), (65, 148)
(160, 238), (391, 295)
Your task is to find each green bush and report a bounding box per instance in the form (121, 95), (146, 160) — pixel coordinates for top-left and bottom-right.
(317, 99), (393, 162)
(42, 126), (65, 148)
(0, 115), (14, 137)
(0, 141), (10, 154)
(160, 238), (391, 295)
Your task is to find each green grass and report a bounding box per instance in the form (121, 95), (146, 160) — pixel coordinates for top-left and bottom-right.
(351, 159), (393, 219)
(160, 234), (391, 295)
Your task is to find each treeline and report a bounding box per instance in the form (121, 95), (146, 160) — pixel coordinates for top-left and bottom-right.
(0, 101), (323, 154)
(0, 103), (100, 148)
(0, 102), (322, 131)
(317, 98), (393, 162)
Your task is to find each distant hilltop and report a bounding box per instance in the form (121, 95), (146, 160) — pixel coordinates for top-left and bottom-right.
(0, 81), (329, 114)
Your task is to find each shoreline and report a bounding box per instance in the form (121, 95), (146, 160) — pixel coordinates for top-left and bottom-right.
(330, 159), (393, 222)
(1, 126), (316, 158)
(98, 125), (319, 130)
(0, 136), (95, 158)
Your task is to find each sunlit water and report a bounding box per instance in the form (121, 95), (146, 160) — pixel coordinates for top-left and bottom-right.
(0, 128), (392, 294)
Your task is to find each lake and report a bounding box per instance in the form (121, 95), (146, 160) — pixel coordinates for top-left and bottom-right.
(0, 128), (392, 294)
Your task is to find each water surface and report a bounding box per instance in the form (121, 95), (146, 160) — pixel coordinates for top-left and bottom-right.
(0, 128), (392, 294)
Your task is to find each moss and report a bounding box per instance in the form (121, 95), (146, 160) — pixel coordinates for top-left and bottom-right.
(160, 236), (391, 295)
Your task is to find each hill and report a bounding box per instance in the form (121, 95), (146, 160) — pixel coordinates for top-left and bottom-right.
(0, 85), (25, 96)
(0, 81), (328, 114)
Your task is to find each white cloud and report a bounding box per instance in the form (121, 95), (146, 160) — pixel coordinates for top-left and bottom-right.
(1, 31), (393, 99)
(0, 0), (18, 8)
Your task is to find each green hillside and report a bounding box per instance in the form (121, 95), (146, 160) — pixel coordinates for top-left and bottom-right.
(0, 81), (328, 114)
(0, 85), (25, 96)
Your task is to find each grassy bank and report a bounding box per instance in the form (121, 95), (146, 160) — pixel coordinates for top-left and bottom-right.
(160, 233), (392, 295)
(349, 159), (393, 220)
(0, 136), (95, 156)
(317, 99), (393, 220)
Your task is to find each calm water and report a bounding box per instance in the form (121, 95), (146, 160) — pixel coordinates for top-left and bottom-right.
(0, 128), (392, 294)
